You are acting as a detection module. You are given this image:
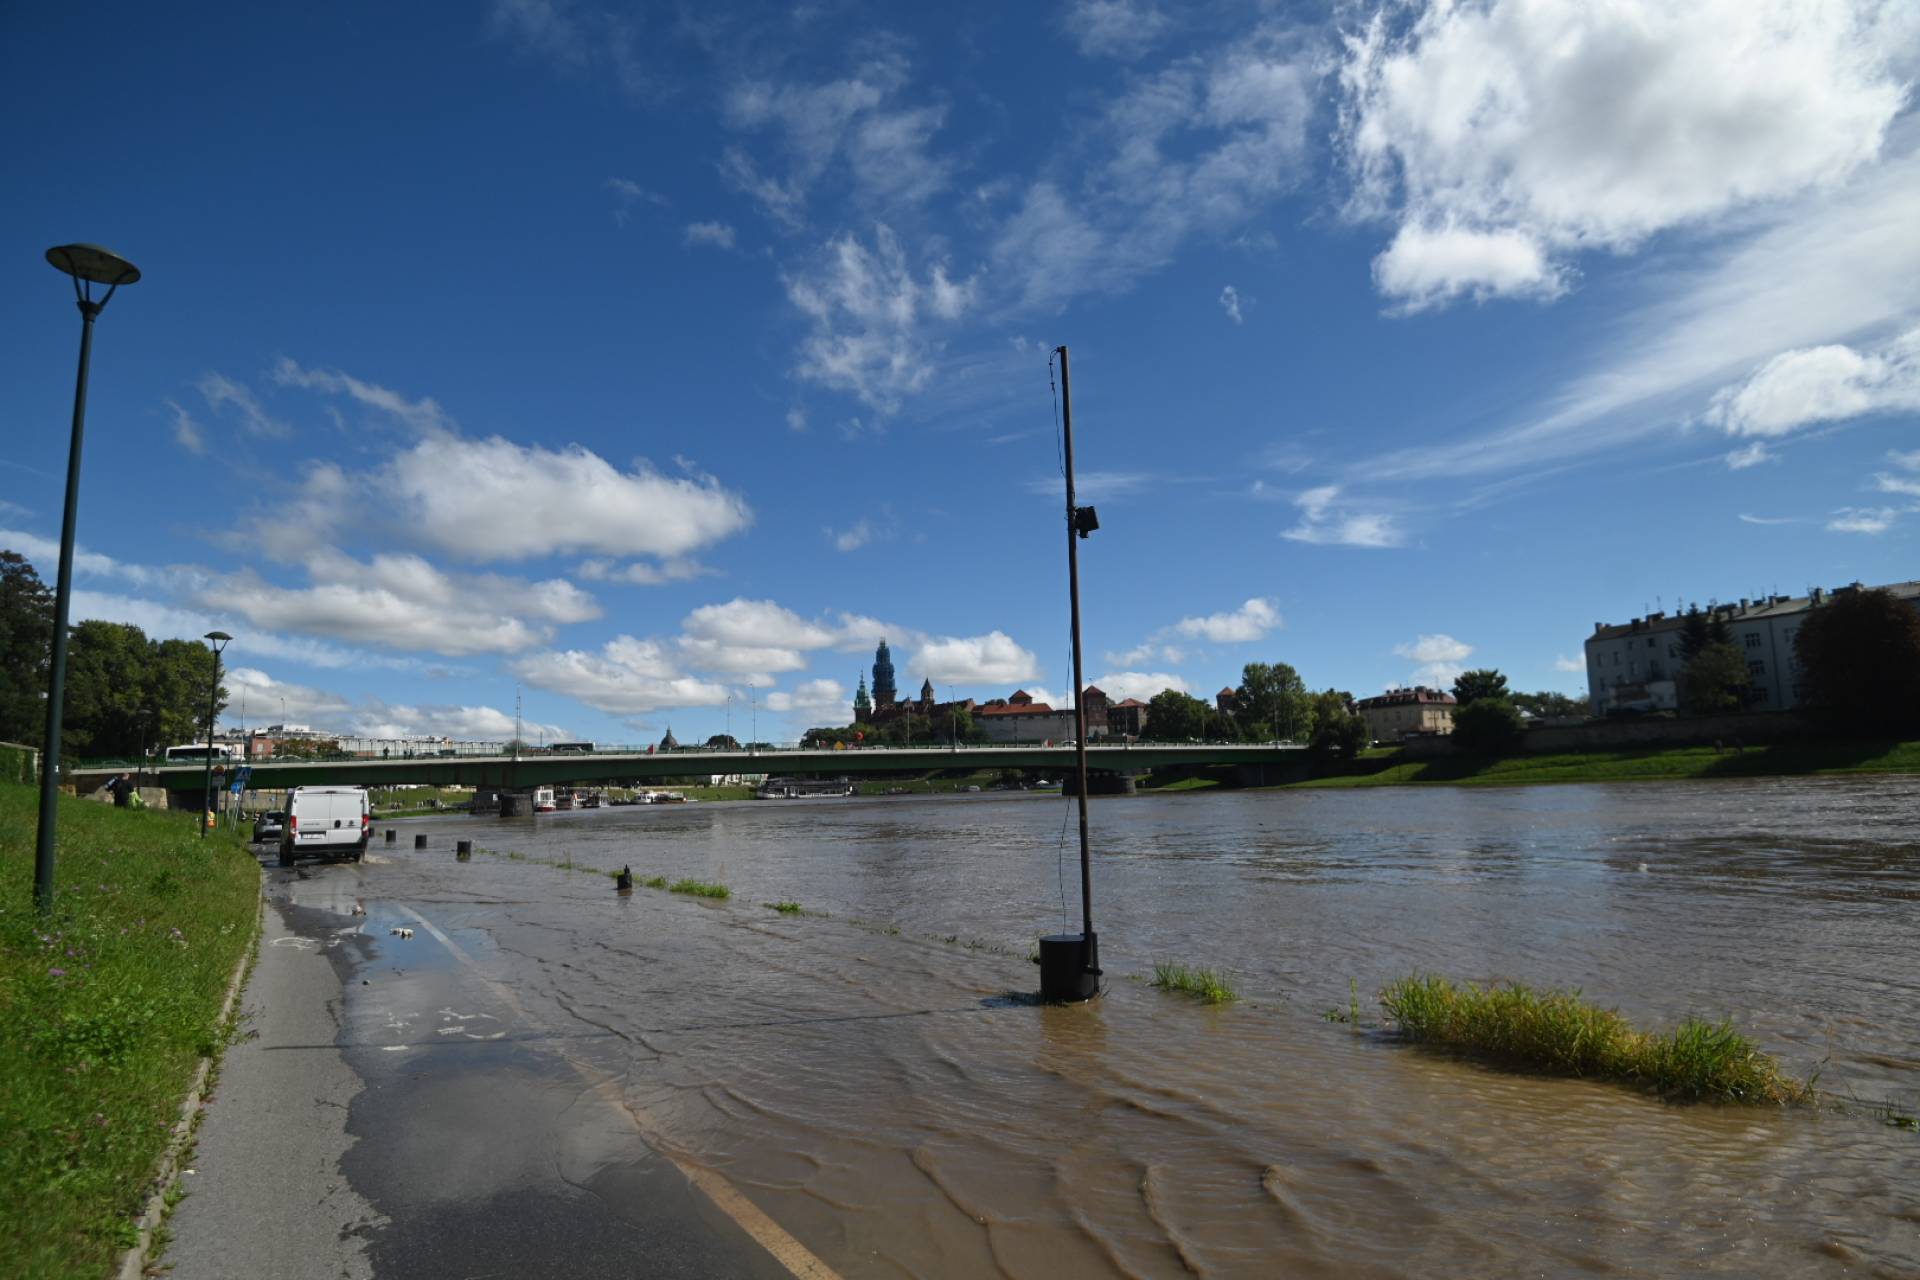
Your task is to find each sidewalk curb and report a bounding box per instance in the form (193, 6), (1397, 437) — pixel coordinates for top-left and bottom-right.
(116, 870), (264, 1280)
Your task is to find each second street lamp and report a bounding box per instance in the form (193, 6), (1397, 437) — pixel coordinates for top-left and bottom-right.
(33, 244), (141, 915)
(201, 632), (231, 835)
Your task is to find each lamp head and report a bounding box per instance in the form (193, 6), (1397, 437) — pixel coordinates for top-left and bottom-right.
(46, 244), (141, 286)
(204, 630), (232, 655)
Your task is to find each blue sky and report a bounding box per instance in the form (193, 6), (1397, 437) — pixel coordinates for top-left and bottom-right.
(3, 0), (1918, 745)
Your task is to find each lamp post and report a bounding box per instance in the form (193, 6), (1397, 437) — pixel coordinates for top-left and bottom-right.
(201, 632), (231, 835)
(33, 244), (141, 915)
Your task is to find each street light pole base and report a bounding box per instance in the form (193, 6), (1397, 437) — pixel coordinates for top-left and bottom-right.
(1038, 931), (1101, 1003)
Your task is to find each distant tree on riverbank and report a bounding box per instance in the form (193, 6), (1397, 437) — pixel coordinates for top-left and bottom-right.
(1236, 662), (1312, 739)
(1451, 698), (1524, 752)
(0, 551), (53, 745)
(1795, 587), (1920, 731)
(1145, 689), (1210, 739)
(1450, 669), (1509, 706)
(1682, 642), (1747, 716)
(1307, 689), (1367, 759)
(1512, 690), (1586, 719)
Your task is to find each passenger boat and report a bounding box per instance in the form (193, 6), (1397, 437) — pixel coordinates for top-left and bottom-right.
(532, 786), (557, 813)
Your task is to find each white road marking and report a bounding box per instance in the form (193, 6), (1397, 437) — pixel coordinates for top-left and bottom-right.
(390, 902), (844, 1280)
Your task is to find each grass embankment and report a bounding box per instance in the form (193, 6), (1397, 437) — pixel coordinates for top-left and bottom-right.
(1293, 738), (1920, 790)
(1151, 960), (1237, 1004)
(1379, 975), (1804, 1103)
(0, 782), (261, 1276)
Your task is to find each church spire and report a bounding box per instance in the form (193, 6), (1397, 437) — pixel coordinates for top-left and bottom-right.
(871, 638), (897, 707)
(854, 674), (872, 722)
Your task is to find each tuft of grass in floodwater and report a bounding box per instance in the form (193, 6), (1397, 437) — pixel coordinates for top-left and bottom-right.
(643, 875), (668, 890)
(765, 901), (803, 915)
(668, 878), (731, 900)
(1378, 974), (1806, 1104)
(0, 782), (260, 1277)
(1152, 960), (1237, 1005)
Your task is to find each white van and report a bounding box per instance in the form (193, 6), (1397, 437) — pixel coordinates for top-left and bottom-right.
(279, 786), (370, 867)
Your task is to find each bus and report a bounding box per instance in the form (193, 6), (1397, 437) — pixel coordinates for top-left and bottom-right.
(547, 741), (596, 753)
(164, 743), (245, 762)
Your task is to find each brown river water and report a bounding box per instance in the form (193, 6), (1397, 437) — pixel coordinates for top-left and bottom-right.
(318, 777), (1920, 1277)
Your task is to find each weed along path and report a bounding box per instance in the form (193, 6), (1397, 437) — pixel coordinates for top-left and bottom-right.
(167, 781), (1920, 1277)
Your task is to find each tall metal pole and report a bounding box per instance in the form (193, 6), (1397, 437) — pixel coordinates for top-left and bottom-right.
(1059, 345), (1096, 965)
(32, 301), (101, 914)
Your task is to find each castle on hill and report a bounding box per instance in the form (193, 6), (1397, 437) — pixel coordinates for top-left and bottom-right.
(852, 639), (973, 727)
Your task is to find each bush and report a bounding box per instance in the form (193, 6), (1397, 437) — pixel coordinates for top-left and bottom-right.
(1451, 698), (1524, 753)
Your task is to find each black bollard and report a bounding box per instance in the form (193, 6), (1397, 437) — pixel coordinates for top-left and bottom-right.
(456, 840), (472, 854)
(414, 833), (427, 849)
(386, 829), (396, 843)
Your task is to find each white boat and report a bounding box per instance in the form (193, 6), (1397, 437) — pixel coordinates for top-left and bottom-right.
(533, 786), (557, 813)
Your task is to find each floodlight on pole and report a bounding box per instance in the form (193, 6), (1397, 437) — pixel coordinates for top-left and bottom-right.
(201, 632), (231, 836)
(33, 244), (141, 915)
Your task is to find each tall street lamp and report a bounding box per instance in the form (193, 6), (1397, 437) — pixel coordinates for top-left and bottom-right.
(201, 632), (231, 836)
(33, 244), (141, 916)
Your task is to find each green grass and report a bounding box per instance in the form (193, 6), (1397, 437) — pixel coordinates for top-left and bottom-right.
(668, 878), (731, 900)
(1151, 960), (1237, 1004)
(642, 875), (669, 890)
(1290, 738), (1920, 790)
(765, 900), (803, 915)
(1378, 974), (1805, 1103)
(0, 782), (261, 1277)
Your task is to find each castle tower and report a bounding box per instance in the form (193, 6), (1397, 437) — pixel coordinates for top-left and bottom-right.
(919, 678), (934, 709)
(872, 639), (897, 707)
(854, 675), (872, 723)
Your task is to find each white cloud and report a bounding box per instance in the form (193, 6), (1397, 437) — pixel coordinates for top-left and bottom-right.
(1703, 326), (1920, 438)
(225, 666), (353, 722)
(607, 177), (669, 227)
(1370, 223), (1563, 312)
(1394, 633), (1473, 665)
(991, 45), (1315, 312)
(1826, 506), (1898, 534)
(1339, 0), (1910, 309)
(64, 590), (417, 671)
(723, 53), (952, 219)
(785, 407), (808, 432)
(829, 520), (874, 552)
(1282, 485), (1403, 548)
(199, 551), (597, 657)
(1726, 442), (1774, 470)
(166, 399), (206, 454)
(1064, 0), (1171, 60)
(512, 639), (730, 715)
(0, 528), (170, 589)
(1024, 470), (1158, 502)
(783, 225), (979, 412)
(674, 598), (840, 679)
(1105, 641), (1184, 667)
(380, 434), (751, 562)
(197, 373), (289, 438)
(1361, 148), (1920, 482)
(575, 557), (713, 586)
(1738, 513), (1804, 526)
(830, 612), (923, 654)
(1172, 597), (1279, 643)
(1089, 671), (1187, 701)
(1219, 284), (1245, 324)
(912, 631), (1040, 683)
(763, 678), (848, 718)
(271, 358), (455, 434)
(356, 700), (569, 744)
(1553, 654), (1585, 674)
(684, 221), (737, 249)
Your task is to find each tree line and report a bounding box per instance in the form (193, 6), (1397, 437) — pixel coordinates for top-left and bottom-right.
(0, 550), (228, 759)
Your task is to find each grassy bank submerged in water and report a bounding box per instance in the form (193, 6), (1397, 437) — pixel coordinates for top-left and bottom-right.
(0, 783), (260, 1278)
(1135, 738), (1920, 792)
(1380, 975), (1805, 1104)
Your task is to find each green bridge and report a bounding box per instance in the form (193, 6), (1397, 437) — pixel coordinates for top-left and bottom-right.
(76, 742), (1307, 796)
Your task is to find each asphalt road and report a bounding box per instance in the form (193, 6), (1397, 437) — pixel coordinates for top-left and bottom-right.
(163, 843), (799, 1280)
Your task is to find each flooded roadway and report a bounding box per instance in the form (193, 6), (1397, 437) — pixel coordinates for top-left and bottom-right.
(281, 777), (1920, 1277)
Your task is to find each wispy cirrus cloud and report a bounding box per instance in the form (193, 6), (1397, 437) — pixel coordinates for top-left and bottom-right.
(1282, 485), (1402, 547)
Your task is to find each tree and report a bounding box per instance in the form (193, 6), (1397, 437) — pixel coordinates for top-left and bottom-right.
(59, 621), (224, 758)
(1795, 587), (1920, 731)
(1451, 697), (1524, 753)
(1144, 689), (1209, 740)
(1307, 689), (1367, 760)
(706, 734), (741, 750)
(1511, 690), (1586, 719)
(1682, 641), (1747, 716)
(0, 550), (54, 746)
(1237, 662), (1312, 740)
(1450, 669), (1509, 706)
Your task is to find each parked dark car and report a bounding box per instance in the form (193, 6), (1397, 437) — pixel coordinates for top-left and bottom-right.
(252, 810), (286, 843)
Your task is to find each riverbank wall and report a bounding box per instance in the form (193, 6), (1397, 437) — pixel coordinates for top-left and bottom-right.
(1396, 710), (1811, 759)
